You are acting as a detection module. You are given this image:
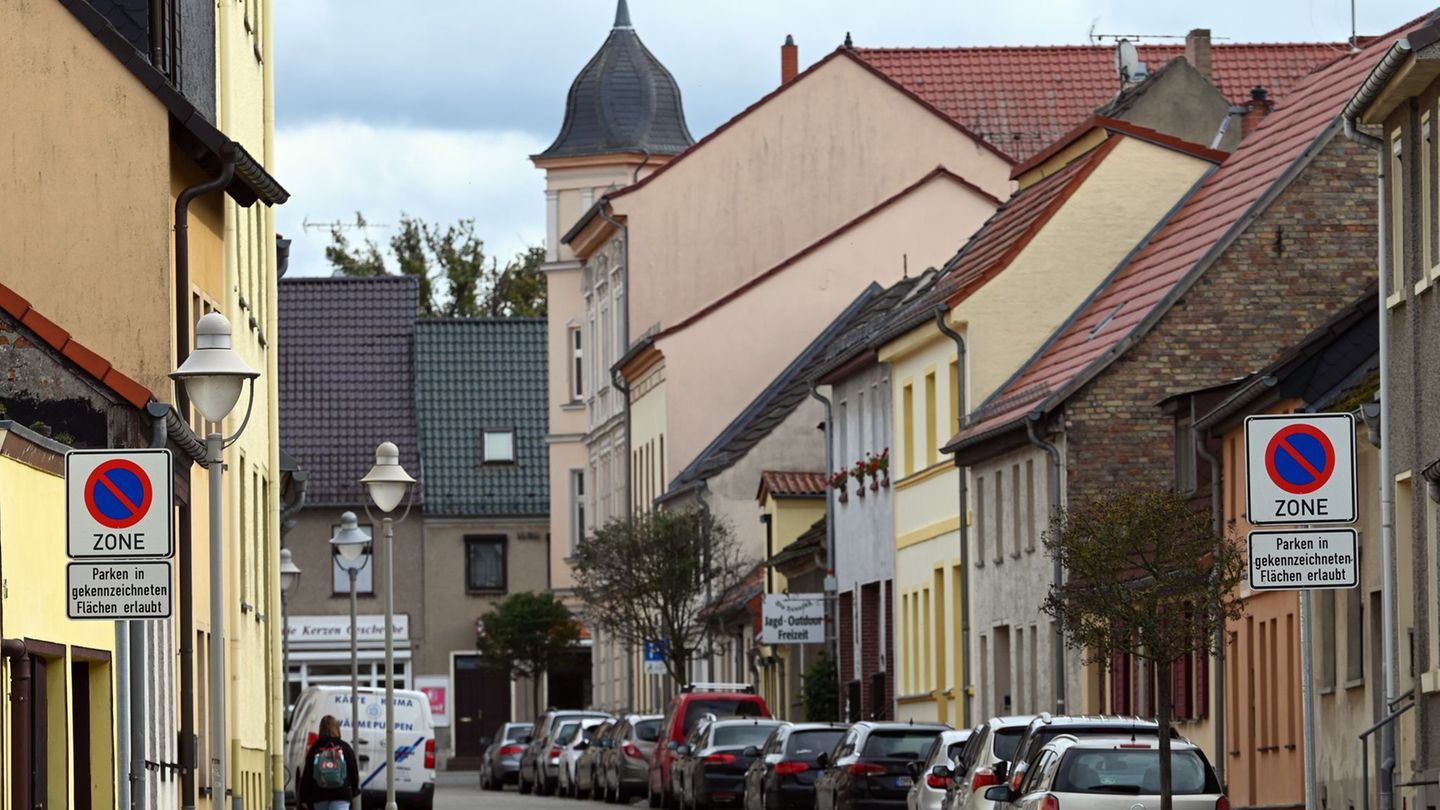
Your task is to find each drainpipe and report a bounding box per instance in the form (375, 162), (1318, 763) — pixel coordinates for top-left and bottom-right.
(173, 154), (235, 810)
(612, 368), (634, 520)
(3, 638), (31, 810)
(933, 307), (972, 727)
(808, 383), (840, 719)
(1026, 416), (1065, 714)
(1344, 110), (1396, 810)
(1193, 424), (1226, 790)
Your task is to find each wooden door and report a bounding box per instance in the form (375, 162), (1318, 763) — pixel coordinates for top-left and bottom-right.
(452, 656), (511, 767)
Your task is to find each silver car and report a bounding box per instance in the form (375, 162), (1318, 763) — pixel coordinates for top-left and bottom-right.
(907, 729), (973, 810)
(479, 721), (533, 790)
(987, 735), (1225, 810)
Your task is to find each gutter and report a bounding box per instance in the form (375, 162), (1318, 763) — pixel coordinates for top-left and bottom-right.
(1025, 416), (1065, 714)
(2, 638), (31, 810)
(612, 367), (634, 520)
(808, 381), (841, 719)
(933, 307), (973, 727)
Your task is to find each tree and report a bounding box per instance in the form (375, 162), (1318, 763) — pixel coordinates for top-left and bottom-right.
(475, 591), (581, 719)
(324, 212), (547, 317)
(1041, 488), (1245, 810)
(571, 508), (751, 685)
(801, 652), (840, 722)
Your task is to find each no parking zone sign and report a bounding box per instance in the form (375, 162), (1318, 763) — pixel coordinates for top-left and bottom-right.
(1245, 413), (1356, 526)
(65, 449), (174, 559)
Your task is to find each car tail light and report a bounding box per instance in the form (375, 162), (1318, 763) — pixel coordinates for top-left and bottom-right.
(774, 761), (809, 776)
(425, 739), (436, 770)
(706, 753), (737, 764)
(624, 742), (645, 759)
(1118, 743), (1153, 749)
(1217, 797), (1231, 810)
(1040, 794), (1060, 810)
(927, 774), (952, 789)
(971, 768), (998, 792)
(847, 763), (887, 777)
(550, 745), (563, 757)
(1010, 771), (1024, 791)
(500, 745), (524, 756)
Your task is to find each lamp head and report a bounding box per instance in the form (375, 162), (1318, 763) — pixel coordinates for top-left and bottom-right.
(169, 312), (260, 422)
(361, 441), (415, 513)
(278, 548), (302, 594)
(329, 511), (372, 565)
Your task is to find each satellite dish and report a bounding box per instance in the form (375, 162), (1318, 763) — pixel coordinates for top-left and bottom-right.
(1115, 38), (1148, 84)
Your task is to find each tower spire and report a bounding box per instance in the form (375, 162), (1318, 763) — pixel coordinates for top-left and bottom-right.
(614, 0), (632, 29)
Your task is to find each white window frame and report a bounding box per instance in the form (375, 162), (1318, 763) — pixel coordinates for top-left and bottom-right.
(482, 428), (517, 464)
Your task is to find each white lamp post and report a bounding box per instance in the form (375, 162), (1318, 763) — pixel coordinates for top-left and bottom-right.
(330, 512), (371, 810)
(278, 549), (302, 721)
(169, 312), (259, 809)
(360, 443), (414, 810)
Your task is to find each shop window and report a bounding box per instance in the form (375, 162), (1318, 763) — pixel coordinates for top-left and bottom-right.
(466, 535), (507, 592)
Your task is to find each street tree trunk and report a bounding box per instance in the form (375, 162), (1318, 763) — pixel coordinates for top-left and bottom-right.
(1156, 658), (1173, 810)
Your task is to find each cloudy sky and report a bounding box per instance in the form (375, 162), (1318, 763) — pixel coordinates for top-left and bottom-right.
(272, 0), (1419, 278)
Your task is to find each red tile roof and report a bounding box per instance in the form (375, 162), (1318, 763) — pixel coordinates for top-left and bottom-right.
(757, 471), (828, 504)
(855, 42), (1348, 161)
(0, 282), (155, 410)
(947, 19), (1424, 451)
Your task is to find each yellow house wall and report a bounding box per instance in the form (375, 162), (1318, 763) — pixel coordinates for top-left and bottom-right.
(0, 441), (118, 810)
(628, 365), (668, 510)
(0, 0), (174, 395)
(758, 495), (826, 721)
(612, 55), (1013, 338)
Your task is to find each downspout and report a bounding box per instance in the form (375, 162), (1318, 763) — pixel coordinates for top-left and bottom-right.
(1193, 424), (1225, 790)
(1344, 107), (1396, 810)
(612, 368), (634, 520)
(808, 383), (839, 719)
(3, 638), (31, 810)
(933, 307), (972, 727)
(1026, 415), (1065, 714)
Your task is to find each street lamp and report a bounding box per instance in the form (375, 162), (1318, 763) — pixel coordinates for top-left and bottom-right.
(278, 549), (302, 719)
(360, 443), (414, 810)
(169, 312), (259, 808)
(330, 512), (371, 810)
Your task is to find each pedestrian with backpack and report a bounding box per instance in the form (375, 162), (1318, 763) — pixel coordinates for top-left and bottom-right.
(300, 715), (360, 810)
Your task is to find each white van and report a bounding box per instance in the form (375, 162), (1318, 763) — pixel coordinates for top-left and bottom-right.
(285, 686), (436, 810)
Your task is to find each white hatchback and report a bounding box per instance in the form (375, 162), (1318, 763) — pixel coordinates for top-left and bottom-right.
(988, 735), (1226, 810)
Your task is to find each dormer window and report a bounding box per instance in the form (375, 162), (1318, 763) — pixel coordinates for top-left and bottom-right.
(482, 429), (516, 464)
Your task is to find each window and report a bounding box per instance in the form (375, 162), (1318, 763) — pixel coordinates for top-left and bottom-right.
(1024, 460), (1036, 552)
(974, 475), (986, 568)
(857, 391), (866, 454)
(331, 522), (375, 596)
(1392, 130), (1405, 297)
(949, 359), (961, 435)
(1011, 464), (1022, 558)
(569, 326), (584, 400)
(570, 470), (586, 552)
(1318, 589), (1336, 690)
(465, 536), (507, 592)
(924, 371), (938, 466)
(993, 471), (1004, 564)
(1346, 586), (1365, 684)
(1423, 115), (1433, 273)
(902, 382), (915, 475)
(1175, 416), (1197, 493)
(482, 428), (516, 464)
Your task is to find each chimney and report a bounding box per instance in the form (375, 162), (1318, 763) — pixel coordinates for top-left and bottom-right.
(1241, 87), (1273, 138)
(781, 35), (799, 84)
(1185, 28), (1213, 83)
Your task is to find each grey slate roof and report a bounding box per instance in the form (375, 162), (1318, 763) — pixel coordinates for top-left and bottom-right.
(536, 0), (694, 159)
(278, 277), (423, 507)
(415, 319), (549, 517)
(665, 274), (932, 497)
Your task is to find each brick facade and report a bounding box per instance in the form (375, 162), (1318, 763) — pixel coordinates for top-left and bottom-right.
(1061, 133), (1378, 506)
(883, 579), (895, 720)
(861, 582), (881, 718)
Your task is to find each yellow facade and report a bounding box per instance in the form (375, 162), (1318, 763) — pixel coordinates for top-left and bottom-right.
(0, 429), (118, 810)
(758, 492), (826, 720)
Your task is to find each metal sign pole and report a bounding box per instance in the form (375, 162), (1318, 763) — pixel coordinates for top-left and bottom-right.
(1300, 588), (1317, 810)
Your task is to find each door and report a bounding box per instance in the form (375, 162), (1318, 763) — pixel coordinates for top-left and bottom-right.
(73, 662), (92, 810)
(32, 655), (48, 810)
(452, 655), (512, 767)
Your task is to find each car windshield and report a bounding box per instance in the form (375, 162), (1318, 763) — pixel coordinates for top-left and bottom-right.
(713, 724), (779, 748)
(555, 722), (581, 745)
(788, 729), (845, 757)
(683, 700), (763, 733)
(862, 730), (942, 760)
(1054, 750), (1216, 795)
(635, 720), (662, 742)
(993, 728), (1024, 762)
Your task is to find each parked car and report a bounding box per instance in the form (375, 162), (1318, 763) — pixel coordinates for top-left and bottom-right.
(560, 718), (611, 798)
(574, 719), (616, 799)
(984, 735), (1225, 810)
(906, 730), (973, 810)
(813, 721), (951, 810)
(479, 721), (533, 791)
(742, 722), (849, 810)
(673, 717), (785, 810)
(650, 683), (771, 809)
(602, 713), (665, 803)
(1002, 716), (1172, 797)
(283, 685), (436, 810)
(942, 716), (1035, 810)
(520, 709), (612, 796)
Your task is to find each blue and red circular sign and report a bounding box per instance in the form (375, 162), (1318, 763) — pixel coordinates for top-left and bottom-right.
(1264, 424), (1336, 495)
(84, 459), (154, 530)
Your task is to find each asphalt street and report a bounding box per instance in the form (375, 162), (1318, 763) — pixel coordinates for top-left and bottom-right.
(434, 771), (645, 810)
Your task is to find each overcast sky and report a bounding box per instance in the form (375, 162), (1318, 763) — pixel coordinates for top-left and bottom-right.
(272, 0), (1420, 278)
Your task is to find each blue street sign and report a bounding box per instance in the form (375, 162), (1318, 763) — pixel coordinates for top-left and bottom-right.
(643, 640), (668, 661)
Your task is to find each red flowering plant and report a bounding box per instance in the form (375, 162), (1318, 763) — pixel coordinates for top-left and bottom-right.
(827, 468), (850, 503)
(851, 458), (869, 497)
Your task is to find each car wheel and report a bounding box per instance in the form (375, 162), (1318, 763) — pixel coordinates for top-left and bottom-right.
(520, 768), (534, 795)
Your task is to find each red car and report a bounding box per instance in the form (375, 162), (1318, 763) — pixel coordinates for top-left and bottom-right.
(649, 683), (770, 809)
